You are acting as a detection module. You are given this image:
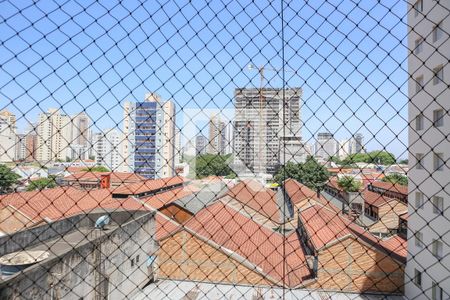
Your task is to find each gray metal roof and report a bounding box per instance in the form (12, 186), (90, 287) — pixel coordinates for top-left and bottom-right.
(173, 182), (229, 214)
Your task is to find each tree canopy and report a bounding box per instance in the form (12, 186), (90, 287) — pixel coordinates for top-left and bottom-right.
(341, 150), (396, 166)
(337, 176), (362, 193)
(82, 166), (110, 172)
(274, 156), (330, 190)
(195, 154), (235, 179)
(382, 174), (408, 186)
(26, 176), (57, 191)
(0, 164), (20, 194)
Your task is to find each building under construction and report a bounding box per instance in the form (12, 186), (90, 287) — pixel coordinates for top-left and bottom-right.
(233, 88), (302, 175)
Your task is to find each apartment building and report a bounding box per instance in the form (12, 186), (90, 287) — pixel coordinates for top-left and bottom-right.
(195, 134), (207, 155)
(315, 132), (338, 161)
(406, 0), (450, 298)
(93, 128), (123, 171)
(233, 88), (302, 175)
(122, 93), (176, 179)
(207, 115), (226, 154)
(0, 110), (17, 163)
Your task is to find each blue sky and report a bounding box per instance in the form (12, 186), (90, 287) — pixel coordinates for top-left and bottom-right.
(0, 0), (409, 158)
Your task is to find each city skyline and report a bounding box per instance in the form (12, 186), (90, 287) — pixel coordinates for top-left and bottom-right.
(0, 0), (408, 158)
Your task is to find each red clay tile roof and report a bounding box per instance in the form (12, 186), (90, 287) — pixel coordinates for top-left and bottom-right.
(380, 235), (407, 259)
(299, 205), (406, 263)
(112, 176), (186, 196)
(226, 180), (282, 223)
(284, 179), (341, 213)
(0, 187), (119, 222)
(399, 212), (408, 221)
(138, 187), (194, 210)
(362, 190), (397, 207)
(181, 201), (312, 287)
(63, 172), (146, 184)
(0, 184), (191, 226)
(155, 213), (182, 241)
(370, 181), (408, 195)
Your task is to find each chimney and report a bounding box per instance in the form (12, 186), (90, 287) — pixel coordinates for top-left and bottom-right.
(316, 187), (320, 198)
(100, 174), (111, 189)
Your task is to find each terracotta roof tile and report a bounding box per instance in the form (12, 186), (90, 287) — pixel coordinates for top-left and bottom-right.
(112, 176), (186, 196)
(182, 201), (312, 287)
(284, 179), (341, 213)
(370, 181), (408, 195)
(362, 190), (397, 207)
(299, 205), (406, 263)
(226, 180), (282, 223)
(155, 213), (182, 241)
(63, 171), (146, 184)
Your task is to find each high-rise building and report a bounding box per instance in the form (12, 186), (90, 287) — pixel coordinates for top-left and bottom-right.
(233, 88), (302, 175)
(195, 135), (207, 156)
(224, 121), (234, 155)
(0, 110), (17, 163)
(354, 133), (364, 154)
(406, 1), (450, 298)
(337, 133), (364, 160)
(94, 129), (122, 171)
(174, 127), (182, 165)
(36, 109), (72, 163)
(14, 134), (27, 161)
(207, 115), (226, 154)
(314, 132), (338, 161)
(122, 93), (176, 179)
(71, 112), (90, 146)
(24, 131), (37, 162)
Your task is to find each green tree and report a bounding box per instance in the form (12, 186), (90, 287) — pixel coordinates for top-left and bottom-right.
(0, 164), (20, 194)
(382, 174), (408, 186)
(398, 159), (408, 165)
(337, 176), (362, 193)
(274, 156), (330, 191)
(342, 151), (396, 166)
(26, 176), (57, 191)
(195, 154), (234, 178)
(82, 166), (110, 172)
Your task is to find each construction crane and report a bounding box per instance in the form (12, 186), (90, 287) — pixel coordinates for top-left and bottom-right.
(247, 63), (297, 175)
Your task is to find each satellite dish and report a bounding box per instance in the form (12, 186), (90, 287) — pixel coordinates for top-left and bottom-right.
(95, 215), (110, 230)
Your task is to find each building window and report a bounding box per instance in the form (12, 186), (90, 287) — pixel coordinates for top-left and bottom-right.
(432, 196), (444, 214)
(433, 109), (444, 127)
(415, 114), (424, 130)
(416, 153), (424, 169)
(416, 76), (424, 93)
(414, 0), (423, 16)
(432, 239), (443, 259)
(131, 258), (135, 267)
(433, 153), (445, 171)
(415, 231), (424, 248)
(432, 282), (444, 300)
(414, 38), (424, 54)
(414, 269), (422, 287)
(136, 255), (140, 263)
(415, 192), (424, 209)
(433, 22), (444, 42)
(433, 66), (444, 85)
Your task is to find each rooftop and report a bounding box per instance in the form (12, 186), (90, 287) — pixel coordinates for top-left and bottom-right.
(298, 205), (406, 263)
(370, 181), (408, 195)
(179, 201), (311, 287)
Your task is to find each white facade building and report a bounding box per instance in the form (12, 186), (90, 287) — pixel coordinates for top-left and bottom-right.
(314, 132), (338, 161)
(36, 109), (72, 163)
(406, 1), (450, 298)
(94, 129), (123, 171)
(0, 110), (17, 163)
